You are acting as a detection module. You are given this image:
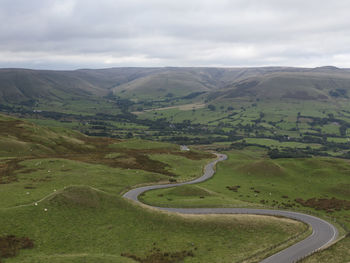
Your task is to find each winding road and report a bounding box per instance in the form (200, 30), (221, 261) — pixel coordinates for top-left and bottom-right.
(123, 154), (338, 263)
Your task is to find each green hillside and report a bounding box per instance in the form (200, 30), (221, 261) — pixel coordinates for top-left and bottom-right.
(0, 115), (310, 262)
(112, 69), (215, 100)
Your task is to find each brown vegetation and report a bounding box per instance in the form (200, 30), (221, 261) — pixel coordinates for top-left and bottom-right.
(0, 159), (24, 184)
(0, 117), (214, 183)
(0, 235), (34, 262)
(121, 247), (194, 263)
(295, 197), (350, 212)
(226, 185), (241, 192)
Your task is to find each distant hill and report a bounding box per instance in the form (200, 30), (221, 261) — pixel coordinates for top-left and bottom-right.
(110, 67), (311, 100)
(1, 66), (350, 105)
(0, 68), (162, 104)
(208, 68), (350, 102)
(0, 69), (105, 104)
(111, 68), (217, 100)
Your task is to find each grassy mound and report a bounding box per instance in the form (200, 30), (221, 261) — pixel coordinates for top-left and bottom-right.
(165, 185), (212, 197)
(237, 160), (287, 177)
(48, 186), (106, 209)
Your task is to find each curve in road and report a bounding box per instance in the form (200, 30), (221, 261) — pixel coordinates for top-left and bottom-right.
(123, 153), (338, 263)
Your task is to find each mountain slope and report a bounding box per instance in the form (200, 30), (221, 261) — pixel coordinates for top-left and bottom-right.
(0, 69), (110, 104)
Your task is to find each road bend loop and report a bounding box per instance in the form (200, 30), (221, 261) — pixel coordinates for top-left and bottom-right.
(123, 153), (338, 263)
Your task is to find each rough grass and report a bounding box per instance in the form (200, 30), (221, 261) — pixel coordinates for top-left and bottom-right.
(300, 234), (350, 263)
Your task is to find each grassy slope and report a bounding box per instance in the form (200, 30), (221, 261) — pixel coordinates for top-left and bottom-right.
(0, 115), (308, 262)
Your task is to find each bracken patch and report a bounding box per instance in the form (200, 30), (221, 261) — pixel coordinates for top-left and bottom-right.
(0, 235), (34, 262)
(0, 117), (214, 182)
(295, 197), (350, 212)
(121, 247), (194, 263)
(226, 185), (240, 192)
(0, 159), (25, 184)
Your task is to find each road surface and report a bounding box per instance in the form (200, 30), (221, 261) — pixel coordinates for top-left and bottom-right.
(123, 153), (338, 263)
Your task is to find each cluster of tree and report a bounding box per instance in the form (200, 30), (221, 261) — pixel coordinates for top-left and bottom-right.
(329, 88), (348, 98)
(268, 149), (310, 159)
(165, 136), (227, 145)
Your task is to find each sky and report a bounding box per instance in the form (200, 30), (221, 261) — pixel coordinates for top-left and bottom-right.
(1, 0), (350, 69)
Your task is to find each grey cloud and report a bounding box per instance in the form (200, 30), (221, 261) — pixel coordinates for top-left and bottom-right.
(0, 0), (350, 69)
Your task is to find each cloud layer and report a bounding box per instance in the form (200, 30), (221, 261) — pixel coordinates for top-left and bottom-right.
(1, 0), (350, 69)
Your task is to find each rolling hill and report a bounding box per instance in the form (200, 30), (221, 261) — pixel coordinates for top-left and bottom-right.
(1, 66), (350, 106)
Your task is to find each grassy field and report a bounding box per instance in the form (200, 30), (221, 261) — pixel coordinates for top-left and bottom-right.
(0, 115), (310, 262)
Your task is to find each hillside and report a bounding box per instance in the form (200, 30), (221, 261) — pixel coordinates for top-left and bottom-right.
(0, 113), (215, 181)
(0, 113), (92, 157)
(112, 68), (216, 100)
(211, 69), (350, 102)
(0, 114), (308, 263)
(0, 69), (106, 104)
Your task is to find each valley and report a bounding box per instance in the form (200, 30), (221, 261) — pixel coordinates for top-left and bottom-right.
(1, 66), (350, 262)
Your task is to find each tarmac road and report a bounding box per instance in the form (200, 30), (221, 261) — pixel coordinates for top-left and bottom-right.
(123, 153), (338, 263)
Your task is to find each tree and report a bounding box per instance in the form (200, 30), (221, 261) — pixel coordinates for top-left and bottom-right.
(208, 104), (216, 111)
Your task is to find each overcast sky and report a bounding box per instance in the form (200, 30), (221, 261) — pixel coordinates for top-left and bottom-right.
(1, 0), (350, 69)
